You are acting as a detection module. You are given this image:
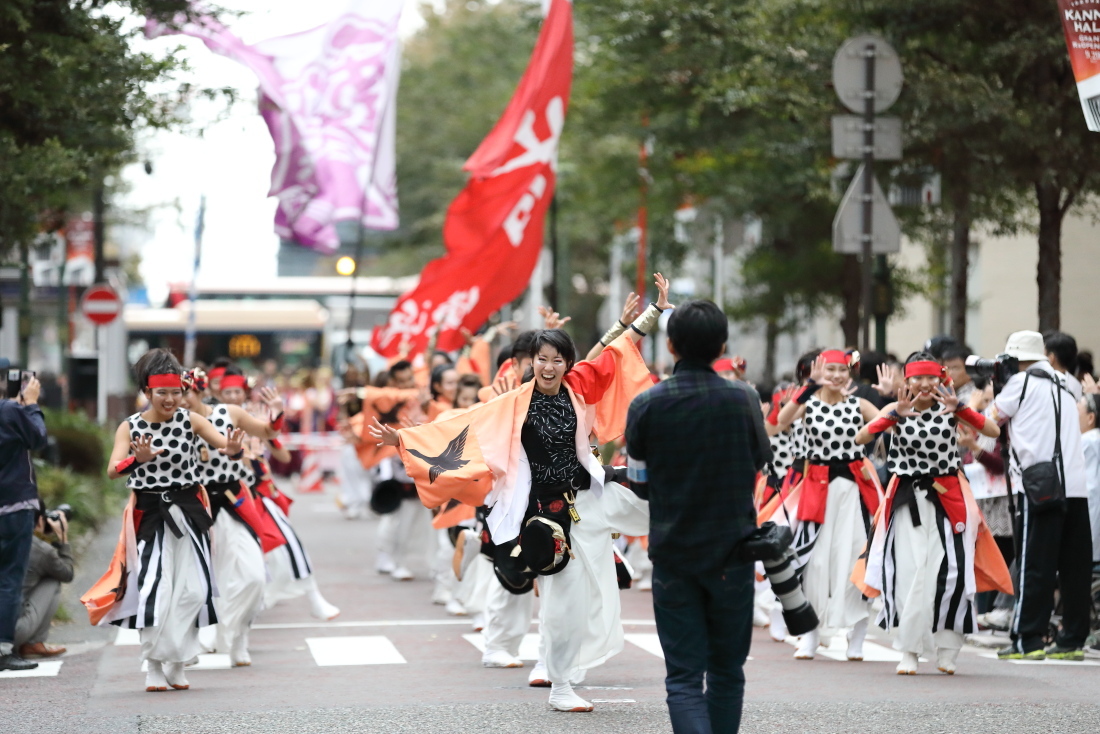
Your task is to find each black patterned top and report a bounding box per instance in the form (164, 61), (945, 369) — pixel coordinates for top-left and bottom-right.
(523, 388), (583, 486)
(887, 407), (961, 476)
(803, 396), (863, 463)
(194, 404), (252, 485)
(126, 408), (198, 490)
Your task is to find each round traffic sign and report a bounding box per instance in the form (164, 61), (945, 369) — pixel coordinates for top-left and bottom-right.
(81, 283), (122, 326)
(832, 34), (903, 114)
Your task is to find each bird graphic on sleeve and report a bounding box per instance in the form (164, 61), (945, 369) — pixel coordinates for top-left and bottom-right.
(408, 426), (471, 483)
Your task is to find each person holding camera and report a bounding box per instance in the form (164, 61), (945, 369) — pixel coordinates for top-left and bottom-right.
(15, 508), (73, 658)
(0, 362), (48, 672)
(625, 300), (770, 734)
(989, 331), (1091, 661)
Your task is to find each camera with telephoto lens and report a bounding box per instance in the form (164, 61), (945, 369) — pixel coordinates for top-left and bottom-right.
(41, 504), (73, 535)
(964, 354), (1019, 395)
(736, 522), (819, 636)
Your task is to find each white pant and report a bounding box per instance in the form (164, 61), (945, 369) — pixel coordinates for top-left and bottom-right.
(337, 444), (372, 514)
(456, 554), (493, 615)
(802, 477), (871, 631)
(376, 499), (432, 568)
(885, 498), (967, 655)
(483, 578), (535, 657)
(537, 482), (649, 685)
(211, 513), (267, 655)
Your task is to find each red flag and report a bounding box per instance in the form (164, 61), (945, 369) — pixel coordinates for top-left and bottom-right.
(372, 0), (572, 356)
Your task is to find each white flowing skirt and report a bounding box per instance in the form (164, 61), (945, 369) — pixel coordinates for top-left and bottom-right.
(799, 477), (871, 631)
(211, 512), (267, 653)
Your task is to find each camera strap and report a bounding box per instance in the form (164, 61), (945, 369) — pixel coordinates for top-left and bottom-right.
(1009, 371), (1066, 495)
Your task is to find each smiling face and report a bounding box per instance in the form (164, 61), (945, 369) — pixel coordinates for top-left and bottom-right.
(455, 385), (479, 410)
(146, 386), (184, 419)
(221, 387), (246, 406)
(435, 369), (459, 403)
(906, 374), (942, 400)
(533, 344), (568, 394)
(821, 362), (850, 389)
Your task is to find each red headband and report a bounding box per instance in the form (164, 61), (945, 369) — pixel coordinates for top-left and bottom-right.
(147, 374), (182, 389)
(820, 349), (852, 366)
(905, 361), (945, 379)
(208, 367), (226, 381)
(220, 375), (247, 390)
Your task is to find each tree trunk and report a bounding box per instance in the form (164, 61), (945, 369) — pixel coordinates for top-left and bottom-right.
(949, 187), (971, 343)
(840, 254), (861, 347)
(1035, 180), (1064, 332)
(764, 317), (778, 384)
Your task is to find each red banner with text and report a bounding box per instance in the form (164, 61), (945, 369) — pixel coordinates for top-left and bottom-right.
(1058, 0), (1100, 131)
(371, 0), (572, 357)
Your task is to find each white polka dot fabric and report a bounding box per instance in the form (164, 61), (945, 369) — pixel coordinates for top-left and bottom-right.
(195, 404), (253, 485)
(802, 396), (863, 462)
(126, 408), (198, 490)
(886, 407), (961, 476)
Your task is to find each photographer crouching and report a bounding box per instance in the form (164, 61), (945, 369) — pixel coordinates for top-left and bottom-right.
(983, 331), (1092, 661)
(0, 361), (49, 671)
(14, 505), (73, 659)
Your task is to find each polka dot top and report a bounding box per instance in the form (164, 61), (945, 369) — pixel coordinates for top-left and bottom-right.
(789, 419), (807, 460)
(125, 408), (199, 490)
(195, 404), (253, 485)
(887, 407), (960, 477)
(803, 396), (863, 463)
(769, 427), (794, 477)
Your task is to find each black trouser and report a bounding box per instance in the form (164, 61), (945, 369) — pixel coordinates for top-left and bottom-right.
(1012, 496), (1093, 652)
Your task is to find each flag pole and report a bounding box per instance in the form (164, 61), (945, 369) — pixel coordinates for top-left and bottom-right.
(184, 195), (204, 368)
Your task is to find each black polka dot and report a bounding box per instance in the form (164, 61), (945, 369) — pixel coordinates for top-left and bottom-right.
(172, 428), (183, 437)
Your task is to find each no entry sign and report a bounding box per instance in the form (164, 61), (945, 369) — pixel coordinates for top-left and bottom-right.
(81, 283), (122, 326)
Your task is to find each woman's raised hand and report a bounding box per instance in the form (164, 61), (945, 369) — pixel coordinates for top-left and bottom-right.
(130, 435), (163, 463)
(259, 386), (284, 416)
(808, 354), (827, 384)
(896, 386), (920, 417)
(619, 292), (641, 323)
(220, 428), (245, 456)
(538, 305), (571, 330)
(873, 364), (900, 397)
(933, 384), (959, 416)
(368, 417), (401, 447)
(654, 273), (673, 310)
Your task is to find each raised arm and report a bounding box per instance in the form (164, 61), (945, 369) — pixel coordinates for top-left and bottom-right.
(191, 412), (245, 456)
(585, 292), (640, 361)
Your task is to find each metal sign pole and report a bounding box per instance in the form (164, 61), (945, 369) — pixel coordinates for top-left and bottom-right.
(860, 43), (876, 354)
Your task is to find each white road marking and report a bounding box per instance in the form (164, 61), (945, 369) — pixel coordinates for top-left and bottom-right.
(462, 633), (541, 660)
(783, 635), (914, 662)
(306, 635), (407, 666)
(626, 633), (751, 661)
(253, 619), (476, 630)
(625, 633), (665, 658)
(0, 660), (63, 678)
(114, 628), (141, 646)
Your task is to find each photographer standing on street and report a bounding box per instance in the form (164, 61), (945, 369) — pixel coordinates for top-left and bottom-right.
(990, 332), (1092, 661)
(14, 508), (73, 658)
(0, 361), (48, 671)
(626, 301), (770, 734)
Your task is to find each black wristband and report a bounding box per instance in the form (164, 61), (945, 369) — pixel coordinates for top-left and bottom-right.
(229, 449), (245, 461)
(794, 382), (821, 405)
(629, 324), (646, 337)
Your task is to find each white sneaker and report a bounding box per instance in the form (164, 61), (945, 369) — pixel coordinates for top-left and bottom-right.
(846, 619), (868, 661)
(144, 660), (168, 692)
(896, 651), (919, 675)
(549, 683), (593, 712)
(753, 604), (770, 627)
(230, 635), (251, 667)
(528, 661), (551, 687)
(482, 650), (524, 668)
(391, 566), (414, 581)
(470, 612), (486, 632)
(308, 595), (341, 621)
(794, 628), (819, 659)
(445, 598), (468, 616)
(978, 608), (1011, 631)
(163, 661), (189, 690)
(936, 647), (959, 675)
(769, 606), (788, 642)
(376, 552), (396, 575)
(431, 586), (453, 606)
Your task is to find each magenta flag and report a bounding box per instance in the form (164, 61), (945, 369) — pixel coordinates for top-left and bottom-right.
(147, 2), (402, 252)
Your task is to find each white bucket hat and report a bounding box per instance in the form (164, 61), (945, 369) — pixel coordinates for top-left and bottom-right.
(1003, 330), (1048, 362)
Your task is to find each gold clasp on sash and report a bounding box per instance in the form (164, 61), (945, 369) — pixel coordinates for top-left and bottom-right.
(564, 489), (581, 523)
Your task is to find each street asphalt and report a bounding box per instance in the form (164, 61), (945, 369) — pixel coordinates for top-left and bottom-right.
(5, 480), (1100, 733)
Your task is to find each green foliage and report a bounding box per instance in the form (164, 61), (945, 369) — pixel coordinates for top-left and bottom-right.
(0, 0), (205, 257)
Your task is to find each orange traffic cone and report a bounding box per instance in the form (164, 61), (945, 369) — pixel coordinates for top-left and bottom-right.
(298, 448), (324, 494)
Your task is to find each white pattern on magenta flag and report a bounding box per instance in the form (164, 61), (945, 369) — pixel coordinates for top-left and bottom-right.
(145, 1), (403, 251)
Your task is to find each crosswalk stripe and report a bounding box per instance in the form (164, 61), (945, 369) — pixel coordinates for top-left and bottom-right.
(782, 634), (915, 662)
(462, 632), (541, 660)
(624, 633), (665, 659)
(0, 660), (63, 678)
(306, 635), (407, 666)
